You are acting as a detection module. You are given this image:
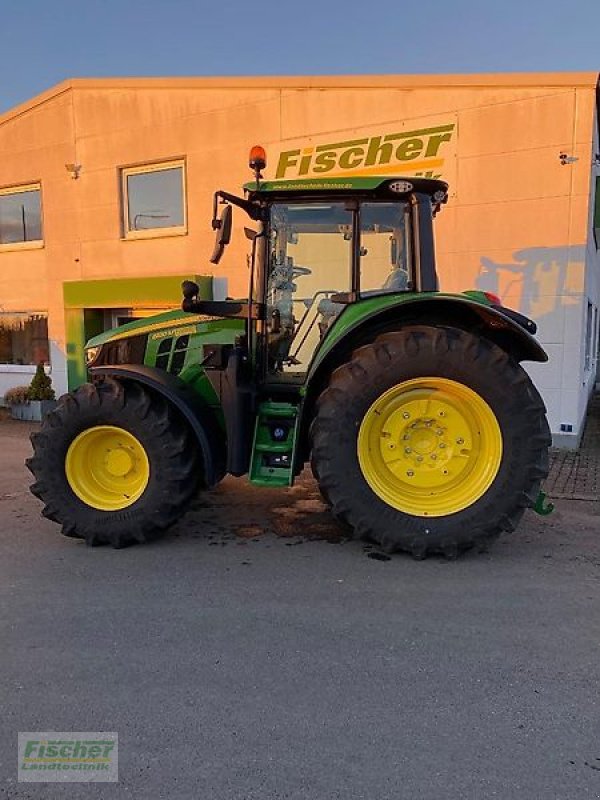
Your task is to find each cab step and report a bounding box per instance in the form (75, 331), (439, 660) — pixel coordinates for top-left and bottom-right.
(249, 401), (299, 487)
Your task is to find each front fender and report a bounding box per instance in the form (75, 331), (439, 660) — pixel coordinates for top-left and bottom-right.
(90, 364), (226, 487)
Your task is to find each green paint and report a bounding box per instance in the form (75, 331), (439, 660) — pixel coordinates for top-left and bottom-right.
(308, 291), (490, 379)
(395, 138), (423, 160)
(245, 176), (396, 193)
(88, 309), (201, 347)
(63, 274), (213, 390)
(65, 308), (88, 390)
(144, 317), (244, 370)
(383, 124), (455, 142)
(63, 275), (212, 309)
(533, 490), (554, 516)
(179, 364), (223, 423)
(249, 402), (299, 487)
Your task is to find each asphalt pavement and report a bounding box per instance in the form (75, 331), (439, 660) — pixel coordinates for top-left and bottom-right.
(1, 418), (600, 799)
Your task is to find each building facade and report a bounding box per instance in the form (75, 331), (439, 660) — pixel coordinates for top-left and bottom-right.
(0, 73), (598, 446)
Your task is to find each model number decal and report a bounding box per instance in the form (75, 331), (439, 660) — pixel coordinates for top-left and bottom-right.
(151, 326), (197, 341)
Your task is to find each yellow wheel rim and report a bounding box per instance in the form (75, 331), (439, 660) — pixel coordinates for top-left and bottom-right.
(65, 425), (150, 511)
(357, 378), (503, 517)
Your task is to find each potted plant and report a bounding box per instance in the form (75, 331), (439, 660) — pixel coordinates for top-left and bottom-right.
(6, 364), (56, 421)
(4, 385), (31, 420)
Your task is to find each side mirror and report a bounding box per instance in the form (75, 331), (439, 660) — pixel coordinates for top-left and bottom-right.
(210, 204), (232, 265)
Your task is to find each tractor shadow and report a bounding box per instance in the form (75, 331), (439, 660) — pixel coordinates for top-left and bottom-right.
(165, 472), (600, 569)
(164, 468), (600, 569)
(168, 468), (350, 549)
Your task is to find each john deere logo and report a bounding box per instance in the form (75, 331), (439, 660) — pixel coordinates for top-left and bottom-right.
(275, 123), (455, 180)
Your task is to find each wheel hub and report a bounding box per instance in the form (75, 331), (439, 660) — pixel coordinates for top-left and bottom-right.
(105, 447), (135, 478)
(65, 425), (150, 511)
(357, 378), (503, 517)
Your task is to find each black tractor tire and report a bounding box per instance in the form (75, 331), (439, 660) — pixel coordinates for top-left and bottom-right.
(26, 378), (200, 547)
(310, 325), (551, 559)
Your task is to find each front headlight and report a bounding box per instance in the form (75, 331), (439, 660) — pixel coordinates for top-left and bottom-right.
(85, 345), (102, 366)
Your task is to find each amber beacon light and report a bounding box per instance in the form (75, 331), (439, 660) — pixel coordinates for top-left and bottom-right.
(249, 146), (267, 185)
(249, 145), (267, 171)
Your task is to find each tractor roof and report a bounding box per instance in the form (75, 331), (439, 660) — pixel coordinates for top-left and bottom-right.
(244, 176), (448, 205)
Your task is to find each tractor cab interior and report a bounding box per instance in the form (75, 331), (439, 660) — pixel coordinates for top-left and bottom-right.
(264, 200), (411, 377)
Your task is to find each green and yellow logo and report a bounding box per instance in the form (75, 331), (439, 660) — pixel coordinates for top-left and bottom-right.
(18, 733), (118, 783)
(275, 123), (455, 181)
(21, 738), (115, 770)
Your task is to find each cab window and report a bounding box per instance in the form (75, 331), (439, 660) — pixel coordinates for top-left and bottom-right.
(359, 202), (412, 295)
(266, 202), (353, 375)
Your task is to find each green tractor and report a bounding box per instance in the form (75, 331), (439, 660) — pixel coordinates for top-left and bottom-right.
(27, 147), (551, 557)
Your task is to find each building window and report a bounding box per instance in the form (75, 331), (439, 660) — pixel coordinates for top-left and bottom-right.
(0, 313), (49, 365)
(0, 184), (43, 248)
(121, 160), (186, 239)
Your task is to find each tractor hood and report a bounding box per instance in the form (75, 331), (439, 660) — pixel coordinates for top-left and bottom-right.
(85, 308), (245, 373)
(86, 309), (230, 348)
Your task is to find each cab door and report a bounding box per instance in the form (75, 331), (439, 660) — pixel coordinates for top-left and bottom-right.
(264, 201), (355, 380)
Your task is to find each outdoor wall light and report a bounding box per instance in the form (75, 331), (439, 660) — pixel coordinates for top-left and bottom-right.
(559, 152), (578, 165)
(65, 163), (82, 179)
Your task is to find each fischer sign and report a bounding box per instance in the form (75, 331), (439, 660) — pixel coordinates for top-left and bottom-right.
(275, 123), (455, 180)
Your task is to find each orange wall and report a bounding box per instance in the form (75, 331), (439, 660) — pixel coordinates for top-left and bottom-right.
(0, 74), (597, 432)
(0, 76), (595, 309)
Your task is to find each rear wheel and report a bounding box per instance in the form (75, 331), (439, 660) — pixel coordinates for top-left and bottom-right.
(310, 326), (550, 558)
(27, 379), (200, 547)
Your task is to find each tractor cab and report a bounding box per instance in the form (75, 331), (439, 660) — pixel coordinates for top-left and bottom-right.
(182, 146), (449, 384)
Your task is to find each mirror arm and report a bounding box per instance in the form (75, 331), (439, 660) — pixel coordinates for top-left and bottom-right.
(212, 190), (260, 221)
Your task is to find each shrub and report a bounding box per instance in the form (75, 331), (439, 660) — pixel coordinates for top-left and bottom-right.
(27, 363), (55, 402)
(4, 386), (31, 406)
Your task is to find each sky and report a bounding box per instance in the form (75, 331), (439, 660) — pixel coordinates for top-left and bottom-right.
(0, 0), (598, 114)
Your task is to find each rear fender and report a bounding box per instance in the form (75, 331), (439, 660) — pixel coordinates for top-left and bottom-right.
(90, 364), (226, 487)
(310, 295), (547, 379)
(298, 294), (548, 466)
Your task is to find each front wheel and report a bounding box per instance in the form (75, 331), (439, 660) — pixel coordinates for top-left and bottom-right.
(27, 379), (200, 547)
(310, 326), (550, 558)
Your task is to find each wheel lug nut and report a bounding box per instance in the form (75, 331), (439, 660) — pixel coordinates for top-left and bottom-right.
(417, 456), (423, 462)
(456, 437), (464, 445)
(436, 429), (443, 435)
(439, 442), (446, 449)
(405, 447), (411, 454)
(439, 411), (446, 417)
(406, 470), (414, 477)
(402, 412), (410, 419)
(431, 454), (437, 460)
